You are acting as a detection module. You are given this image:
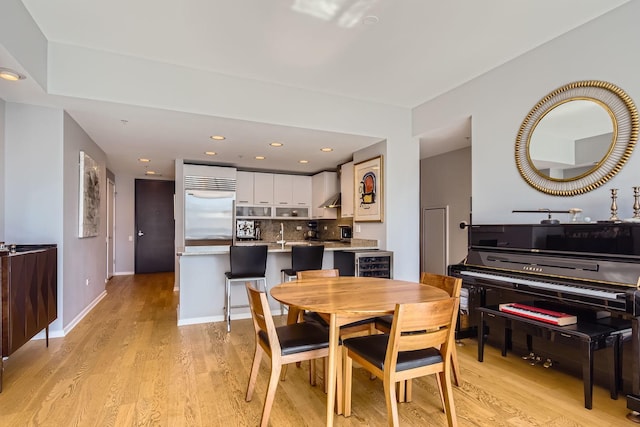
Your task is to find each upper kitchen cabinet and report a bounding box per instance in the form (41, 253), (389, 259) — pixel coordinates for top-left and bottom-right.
(253, 172), (274, 205)
(274, 174), (293, 205)
(340, 161), (354, 218)
(292, 175), (312, 207)
(312, 171), (338, 219)
(236, 171), (254, 205)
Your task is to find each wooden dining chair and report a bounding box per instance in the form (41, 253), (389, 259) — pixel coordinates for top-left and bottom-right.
(288, 268), (372, 399)
(343, 297), (460, 427)
(375, 272), (463, 388)
(244, 283), (330, 427)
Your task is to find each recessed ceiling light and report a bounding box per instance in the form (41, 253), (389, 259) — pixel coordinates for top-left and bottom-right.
(0, 67), (25, 81)
(299, 160), (309, 164)
(205, 151), (217, 156)
(320, 147), (333, 152)
(138, 158), (150, 163)
(269, 142), (284, 147)
(362, 15), (379, 25)
(255, 156), (266, 160)
(210, 135), (226, 140)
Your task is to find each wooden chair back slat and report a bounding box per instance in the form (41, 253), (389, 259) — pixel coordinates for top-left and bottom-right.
(296, 269), (339, 280)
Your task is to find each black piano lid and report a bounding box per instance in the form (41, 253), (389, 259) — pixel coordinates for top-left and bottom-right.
(469, 223), (640, 260)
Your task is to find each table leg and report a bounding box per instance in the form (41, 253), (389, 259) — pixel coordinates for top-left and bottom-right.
(326, 313), (339, 426)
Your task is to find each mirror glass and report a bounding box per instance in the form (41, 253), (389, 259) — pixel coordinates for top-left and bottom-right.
(529, 99), (614, 180)
(515, 80), (638, 196)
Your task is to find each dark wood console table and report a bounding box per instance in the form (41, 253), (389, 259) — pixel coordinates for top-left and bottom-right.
(1, 244), (57, 391)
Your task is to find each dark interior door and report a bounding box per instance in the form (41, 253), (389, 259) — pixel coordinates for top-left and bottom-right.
(135, 179), (175, 273)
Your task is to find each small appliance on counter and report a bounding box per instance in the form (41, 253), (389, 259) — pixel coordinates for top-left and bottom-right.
(236, 219), (257, 240)
(338, 225), (352, 242)
(304, 221), (319, 240)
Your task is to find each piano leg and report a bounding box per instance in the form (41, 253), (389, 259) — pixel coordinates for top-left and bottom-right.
(478, 311), (486, 362)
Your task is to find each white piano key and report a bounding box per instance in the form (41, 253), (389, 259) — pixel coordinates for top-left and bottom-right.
(461, 270), (624, 300)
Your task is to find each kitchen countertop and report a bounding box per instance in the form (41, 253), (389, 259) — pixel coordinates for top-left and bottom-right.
(177, 239), (378, 256)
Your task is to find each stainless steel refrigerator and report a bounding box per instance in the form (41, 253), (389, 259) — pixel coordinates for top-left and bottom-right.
(184, 189), (235, 246)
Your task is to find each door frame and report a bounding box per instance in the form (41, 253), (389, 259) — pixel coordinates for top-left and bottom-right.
(106, 178), (116, 280)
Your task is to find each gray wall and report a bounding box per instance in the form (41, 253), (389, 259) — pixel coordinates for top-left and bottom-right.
(63, 112), (107, 328)
(0, 98), (5, 240)
(3, 103), (107, 335)
(420, 147), (471, 267)
(5, 103), (65, 333)
(413, 1), (640, 224)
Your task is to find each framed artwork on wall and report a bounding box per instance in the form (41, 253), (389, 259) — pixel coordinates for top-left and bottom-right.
(79, 150), (100, 237)
(354, 155), (383, 222)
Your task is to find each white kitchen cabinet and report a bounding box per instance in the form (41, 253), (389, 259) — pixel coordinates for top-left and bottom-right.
(273, 174), (293, 205)
(340, 161), (354, 218)
(253, 172), (274, 205)
(236, 171), (254, 205)
(312, 171), (338, 219)
(292, 175), (312, 207)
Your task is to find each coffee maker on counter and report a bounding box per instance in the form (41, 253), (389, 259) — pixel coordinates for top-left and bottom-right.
(304, 221), (319, 241)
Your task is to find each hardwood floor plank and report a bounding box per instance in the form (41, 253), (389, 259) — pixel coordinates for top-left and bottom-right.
(0, 272), (631, 426)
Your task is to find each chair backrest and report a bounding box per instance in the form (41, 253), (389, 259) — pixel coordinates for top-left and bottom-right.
(385, 297), (459, 369)
(245, 283), (281, 355)
(291, 245), (325, 271)
(420, 272), (462, 298)
(296, 268), (339, 280)
(230, 245), (268, 276)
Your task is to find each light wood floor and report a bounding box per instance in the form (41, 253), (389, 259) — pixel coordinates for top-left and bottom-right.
(0, 273), (632, 426)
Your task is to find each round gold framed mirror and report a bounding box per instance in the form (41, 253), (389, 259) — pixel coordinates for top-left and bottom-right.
(515, 80), (638, 196)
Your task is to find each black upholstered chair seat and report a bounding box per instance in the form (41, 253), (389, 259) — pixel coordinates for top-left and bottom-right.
(281, 268), (296, 277)
(259, 322), (329, 356)
(225, 271), (265, 279)
(343, 334), (442, 372)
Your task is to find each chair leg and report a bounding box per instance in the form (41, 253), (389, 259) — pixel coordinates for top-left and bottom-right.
(383, 375), (400, 427)
(439, 369), (458, 427)
(435, 373), (445, 412)
(396, 381), (406, 403)
(260, 362), (282, 427)
(310, 359), (316, 386)
(336, 347), (343, 415)
(405, 379), (412, 402)
(246, 344), (264, 402)
(324, 357), (328, 393)
(451, 345), (461, 386)
(343, 348), (353, 417)
(225, 278), (231, 332)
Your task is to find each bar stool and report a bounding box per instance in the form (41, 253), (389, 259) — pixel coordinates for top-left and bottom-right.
(224, 245), (268, 332)
(281, 245), (325, 283)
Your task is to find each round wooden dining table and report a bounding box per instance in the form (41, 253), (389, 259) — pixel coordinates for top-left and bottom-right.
(270, 276), (449, 426)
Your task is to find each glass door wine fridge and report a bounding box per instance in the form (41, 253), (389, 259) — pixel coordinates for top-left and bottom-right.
(334, 250), (393, 278)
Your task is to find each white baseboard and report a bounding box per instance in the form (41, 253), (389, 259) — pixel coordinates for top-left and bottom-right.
(177, 312), (252, 326)
(113, 271), (135, 276)
(30, 290), (107, 340)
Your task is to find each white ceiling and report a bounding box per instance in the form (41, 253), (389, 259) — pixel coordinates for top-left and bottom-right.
(0, 0), (630, 178)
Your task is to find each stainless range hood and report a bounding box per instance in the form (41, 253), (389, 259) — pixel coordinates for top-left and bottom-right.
(319, 192), (341, 208)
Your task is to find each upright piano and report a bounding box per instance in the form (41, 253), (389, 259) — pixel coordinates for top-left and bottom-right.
(448, 223), (640, 413)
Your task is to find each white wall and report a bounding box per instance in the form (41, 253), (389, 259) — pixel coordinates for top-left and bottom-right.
(420, 147), (471, 267)
(0, 98), (5, 240)
(63, 113), (108, 326)
(413, 1), (640, 224)
(4, 103), (64, 333)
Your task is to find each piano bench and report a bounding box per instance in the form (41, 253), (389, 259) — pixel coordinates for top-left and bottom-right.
(477, 306), (629, 410)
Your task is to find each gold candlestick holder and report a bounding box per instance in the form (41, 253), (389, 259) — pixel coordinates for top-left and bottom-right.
(610, 188), (619, 221)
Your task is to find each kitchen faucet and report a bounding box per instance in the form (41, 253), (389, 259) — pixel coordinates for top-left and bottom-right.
(276, 222), (285, 245)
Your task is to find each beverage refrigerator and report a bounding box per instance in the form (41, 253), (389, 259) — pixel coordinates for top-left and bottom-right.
(333, 250), (393, 278)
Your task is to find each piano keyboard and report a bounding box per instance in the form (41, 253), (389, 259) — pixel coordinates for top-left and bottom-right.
(499, 303), (578, 326)
(460, 270), (624, 301)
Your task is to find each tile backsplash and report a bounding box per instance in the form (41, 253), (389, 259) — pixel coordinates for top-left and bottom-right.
(242, 218), (353, 242)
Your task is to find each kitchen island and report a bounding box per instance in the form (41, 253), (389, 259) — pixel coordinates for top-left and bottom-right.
(176, 239), (378, 326)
